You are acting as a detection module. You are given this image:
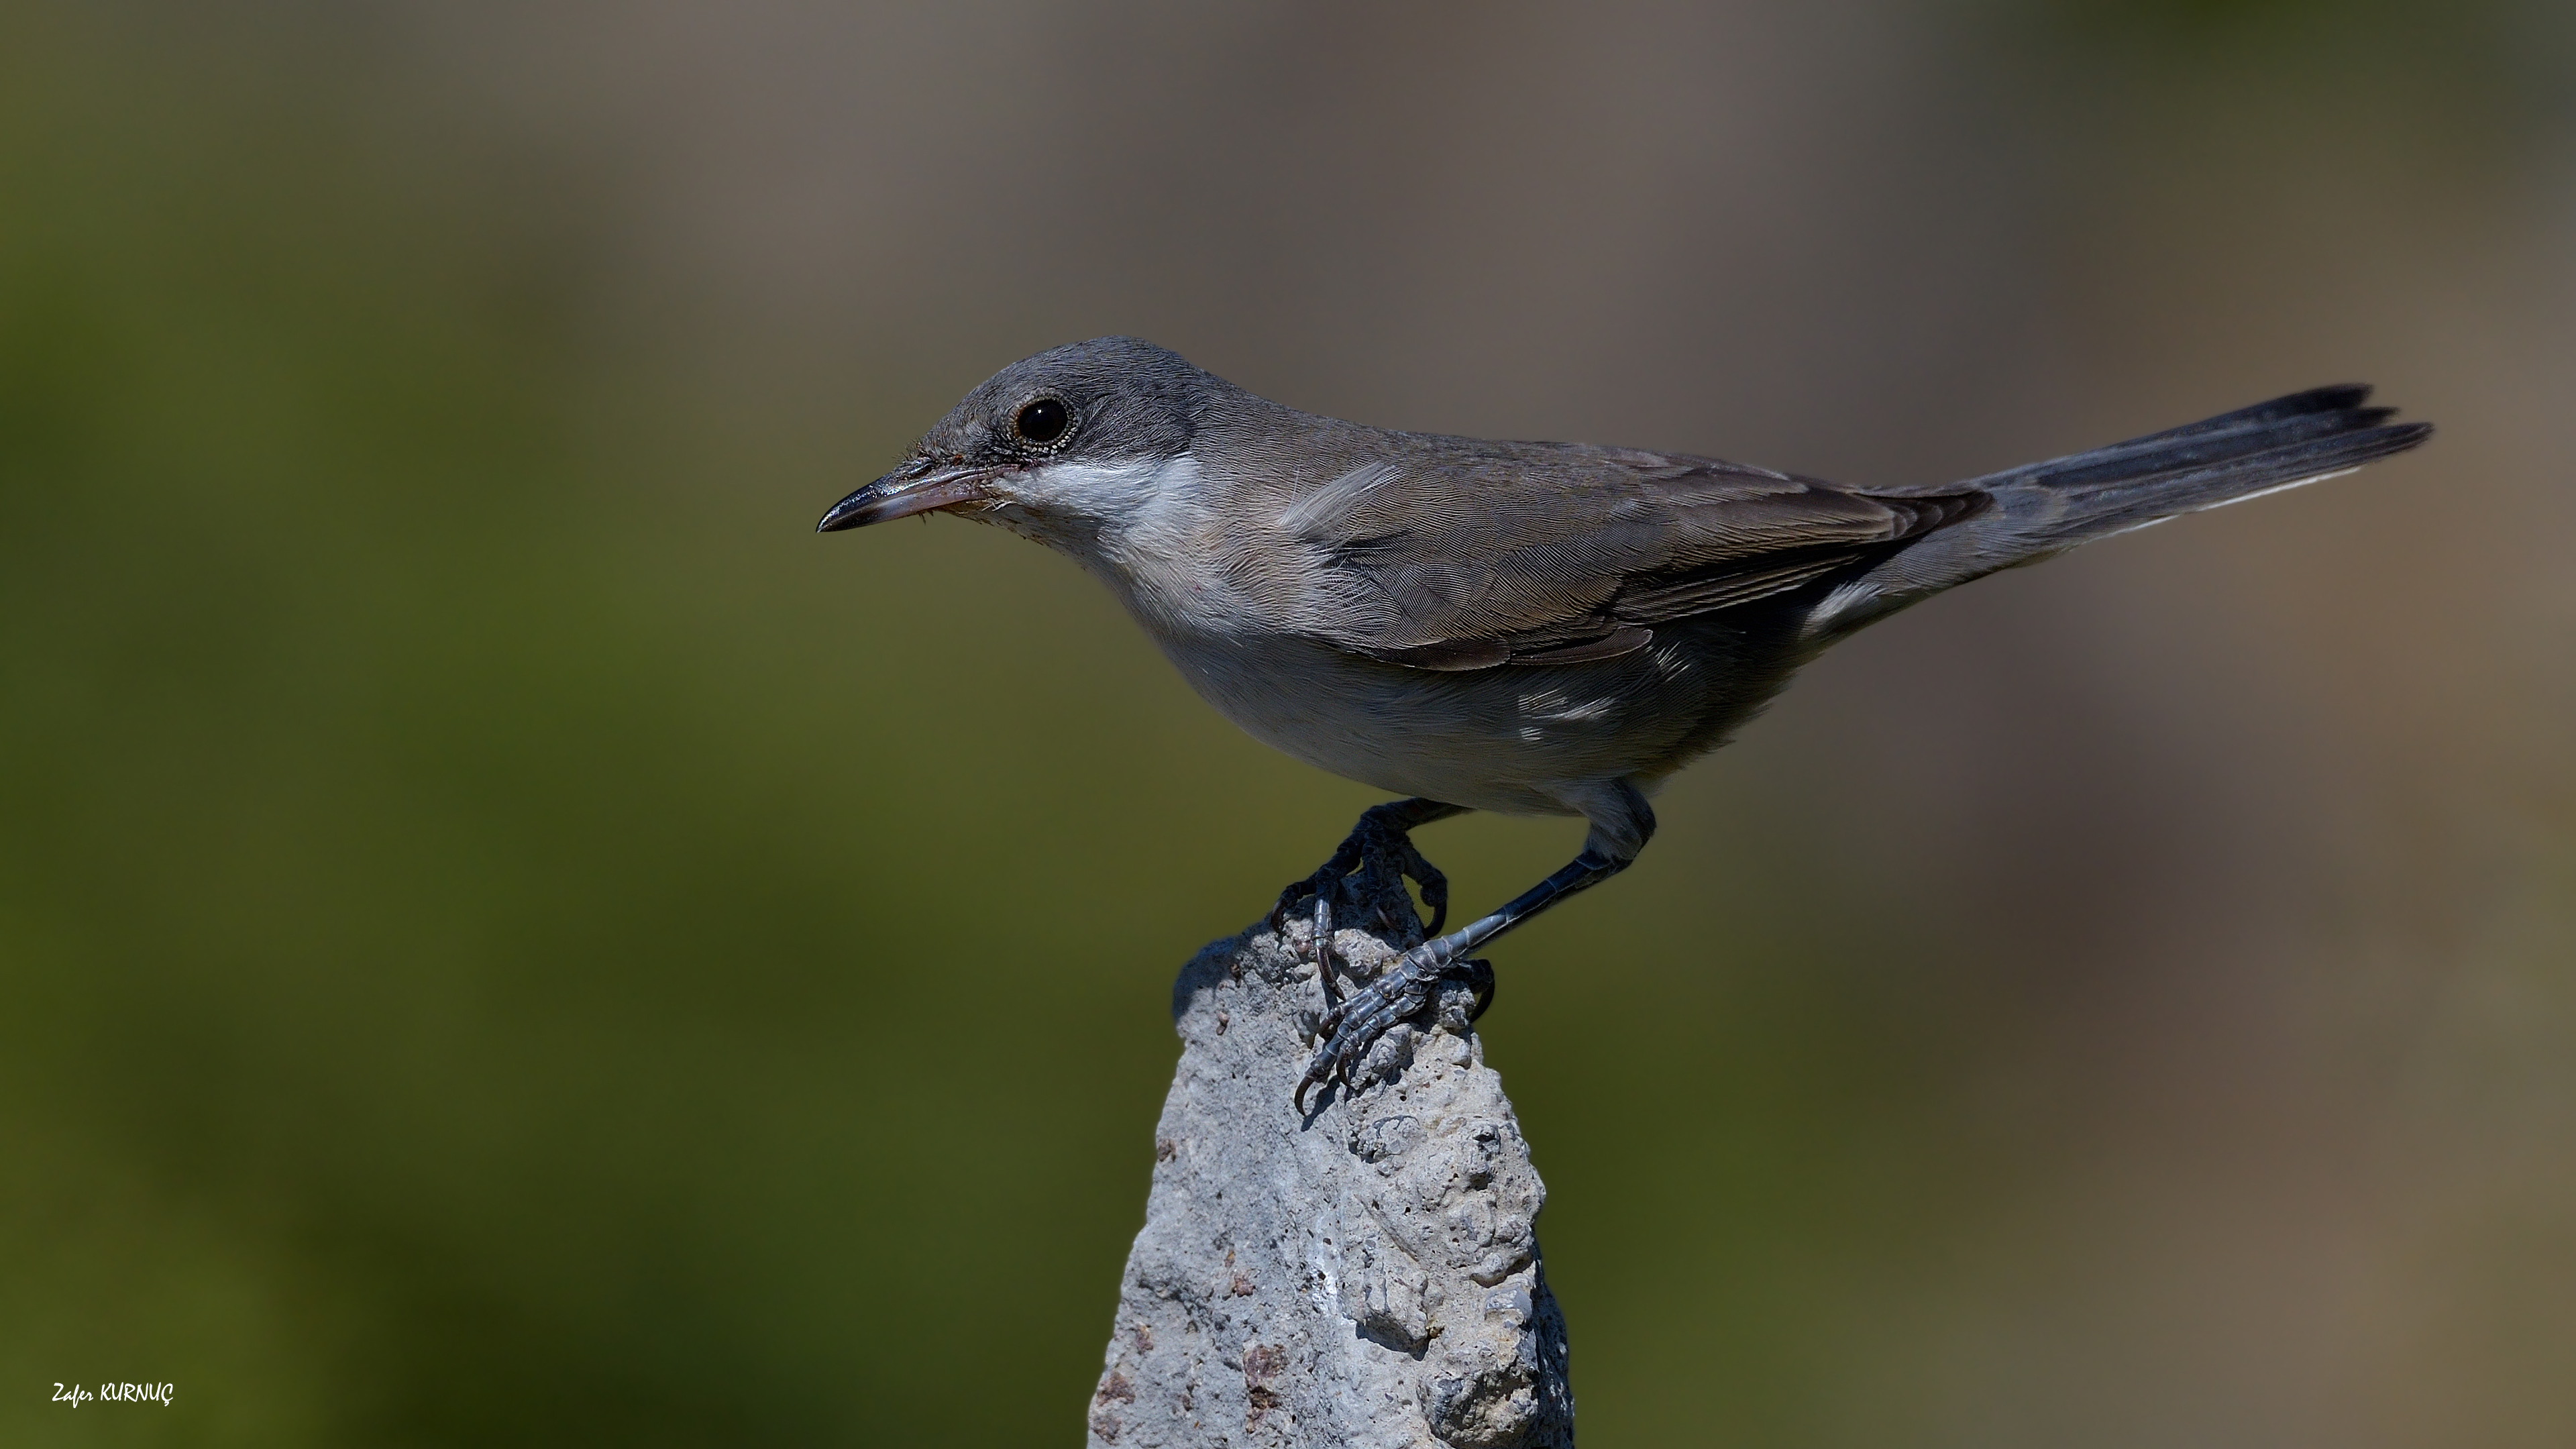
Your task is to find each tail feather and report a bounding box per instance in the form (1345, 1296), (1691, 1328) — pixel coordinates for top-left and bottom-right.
(2019, 381), (2375, 462)
(1966, 384), (2430, 540)
(1804, 384), (2433, 640)
(2009, 418), (2433, 544)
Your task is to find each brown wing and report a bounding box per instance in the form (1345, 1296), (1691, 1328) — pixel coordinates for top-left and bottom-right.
(1289, 443), (1985, 669)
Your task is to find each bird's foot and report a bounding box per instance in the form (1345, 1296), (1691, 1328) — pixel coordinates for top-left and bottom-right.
(1295, 945), (1493, 1113)
(1271, 807), (1450, 1006)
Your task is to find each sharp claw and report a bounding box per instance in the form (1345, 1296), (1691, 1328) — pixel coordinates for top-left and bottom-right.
(1295, 1032), (1347, 1114)
(1312, 894), (1342, 1007)
(1418, 871), (1449, 936)
(1462, 959), (1496, 1022)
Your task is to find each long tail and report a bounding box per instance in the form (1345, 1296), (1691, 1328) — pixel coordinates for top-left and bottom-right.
(1965, 383), (2432, 545)
(1808, 384), (2432, 639)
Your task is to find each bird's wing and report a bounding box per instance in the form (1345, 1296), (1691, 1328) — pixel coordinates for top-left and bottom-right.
(1283, 444), (1984, 669)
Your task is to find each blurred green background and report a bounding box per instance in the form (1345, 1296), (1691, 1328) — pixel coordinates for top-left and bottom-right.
(4, 1), (2571, 1444)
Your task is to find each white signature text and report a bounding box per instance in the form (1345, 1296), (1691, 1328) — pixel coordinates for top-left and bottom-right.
(53, 1383), (175, 1407)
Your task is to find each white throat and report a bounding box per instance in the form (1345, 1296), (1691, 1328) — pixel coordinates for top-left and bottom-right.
(996, 453), (1242, 634)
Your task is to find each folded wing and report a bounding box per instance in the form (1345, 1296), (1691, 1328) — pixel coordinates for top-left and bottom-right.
(1287, 443), (1982, 670)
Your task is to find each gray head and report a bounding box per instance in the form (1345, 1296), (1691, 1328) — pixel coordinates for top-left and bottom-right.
(816, 337), (1226, 539)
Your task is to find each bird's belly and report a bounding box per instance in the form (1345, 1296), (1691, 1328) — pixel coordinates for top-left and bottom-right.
(1147, 626), (1780, 815)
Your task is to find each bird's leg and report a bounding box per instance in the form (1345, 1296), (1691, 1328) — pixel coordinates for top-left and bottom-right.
(1297, 781), (1654, 1112)
(1272, 797), (1464, 1003)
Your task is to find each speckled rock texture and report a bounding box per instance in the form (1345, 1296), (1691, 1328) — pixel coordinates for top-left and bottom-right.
(1085, 871), (1572, 1448)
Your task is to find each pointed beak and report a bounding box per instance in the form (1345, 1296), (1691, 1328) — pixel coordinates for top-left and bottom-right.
(815, 461), (1001, 532)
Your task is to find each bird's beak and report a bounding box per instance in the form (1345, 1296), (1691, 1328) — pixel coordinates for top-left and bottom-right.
(815, 460), (1001, 532)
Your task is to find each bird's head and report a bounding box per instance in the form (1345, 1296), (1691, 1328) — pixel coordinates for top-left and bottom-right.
(817, 337), (1217, 545)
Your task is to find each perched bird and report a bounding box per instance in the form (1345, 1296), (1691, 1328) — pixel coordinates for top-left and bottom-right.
(819, 337), (2430, 1108)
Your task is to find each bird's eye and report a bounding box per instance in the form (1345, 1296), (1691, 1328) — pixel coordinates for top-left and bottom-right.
(1014, 396), (1071, 447)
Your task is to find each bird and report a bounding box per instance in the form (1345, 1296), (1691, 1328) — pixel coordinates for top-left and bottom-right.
(818, 337), (2431, 1110)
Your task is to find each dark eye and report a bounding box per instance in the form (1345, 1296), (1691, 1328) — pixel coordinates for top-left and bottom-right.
(1014, 396), (1071, 446)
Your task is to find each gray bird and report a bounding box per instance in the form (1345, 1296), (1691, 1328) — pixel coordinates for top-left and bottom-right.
(818, 337), (2430, 1108)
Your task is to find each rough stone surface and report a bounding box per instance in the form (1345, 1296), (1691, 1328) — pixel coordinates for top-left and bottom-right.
(1086, 871), (1573, 1448)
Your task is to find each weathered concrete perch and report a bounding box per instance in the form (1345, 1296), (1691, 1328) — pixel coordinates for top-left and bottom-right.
(1087, 865), (1573, 1448)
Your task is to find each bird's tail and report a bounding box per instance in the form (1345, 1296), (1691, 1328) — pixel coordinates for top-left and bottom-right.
(1805, 384), (2432, 641)
(1962, 383), (2432, 546)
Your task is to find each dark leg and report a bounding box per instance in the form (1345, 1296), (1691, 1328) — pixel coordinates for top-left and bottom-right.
(1296, 780), (1655, 1112)
(1273, 798), (1466, 1004)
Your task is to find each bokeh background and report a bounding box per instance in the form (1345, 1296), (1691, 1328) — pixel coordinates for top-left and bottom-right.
(5, 1), (2571, 1444)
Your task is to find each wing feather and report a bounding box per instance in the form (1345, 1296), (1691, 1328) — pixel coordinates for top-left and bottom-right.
(1287, 443), (1984, 669)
